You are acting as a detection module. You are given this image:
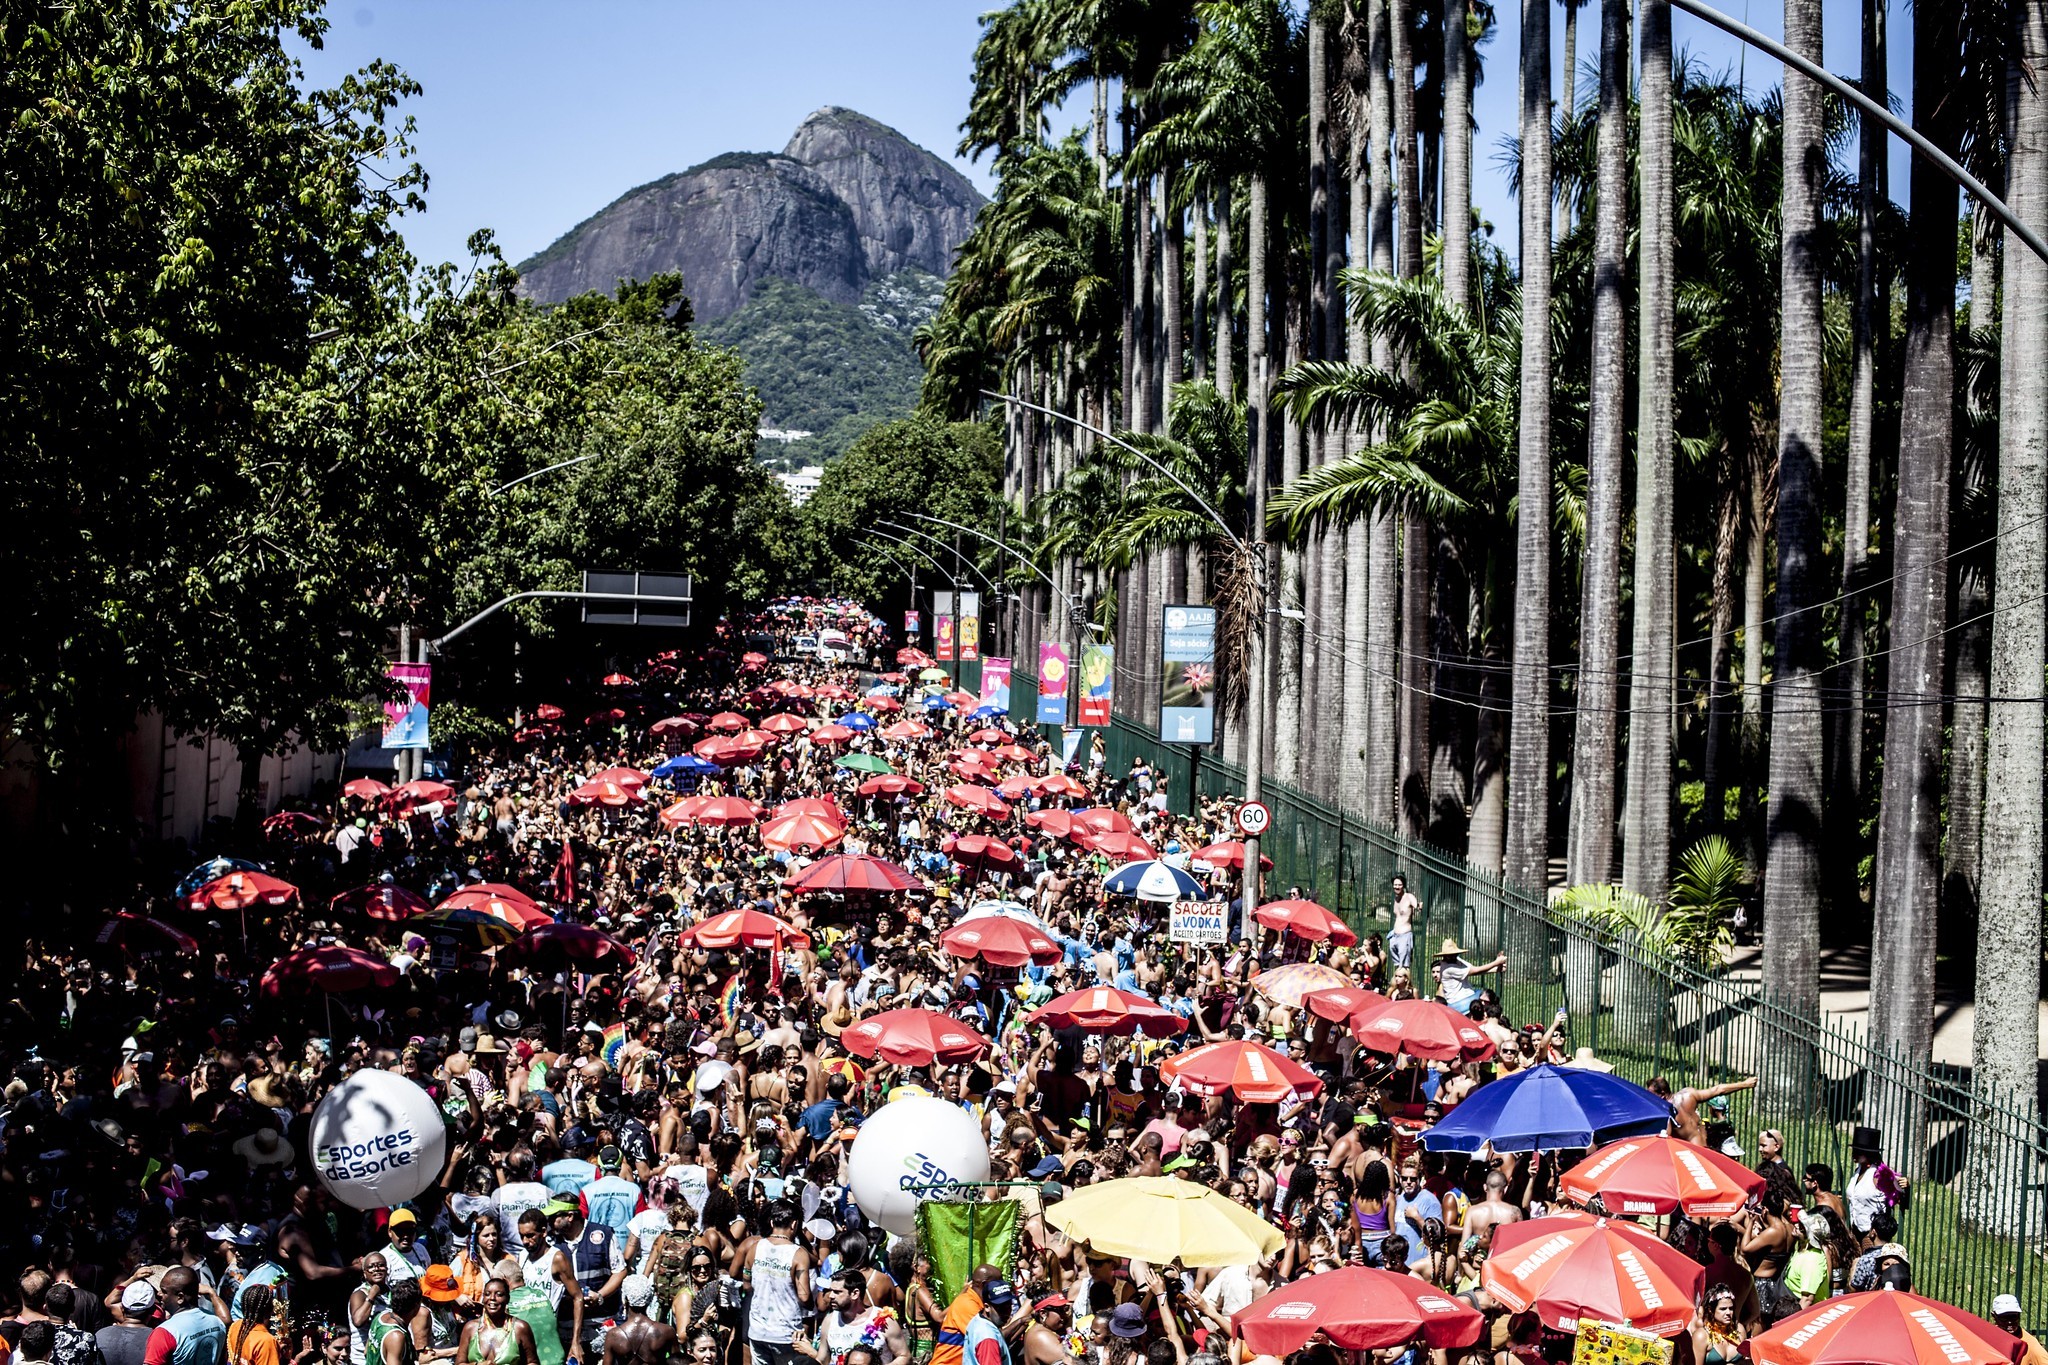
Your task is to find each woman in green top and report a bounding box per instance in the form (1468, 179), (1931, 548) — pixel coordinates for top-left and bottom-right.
(1785, 1209), (1840, 1308)
(456, 1280), (540, 1365)
(500, 1264), (565, 1365)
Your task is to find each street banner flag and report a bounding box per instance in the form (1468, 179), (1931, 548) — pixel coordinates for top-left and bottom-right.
(936, 615), (955, 661)
(384, 663), (432, 750)
(1160, 605), (1217, 744)
(981, 657), (1012, 713)
(904, 610), (920, 635)
(1078, 643), (1114, 726)
(958, 592), (981, 661)
(1037, 642), (1070, 725)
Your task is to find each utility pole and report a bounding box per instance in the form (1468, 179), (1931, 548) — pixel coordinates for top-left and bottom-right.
(1241, 356), (1270, 936)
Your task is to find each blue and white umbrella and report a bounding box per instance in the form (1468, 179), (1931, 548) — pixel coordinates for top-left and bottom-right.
(969, 704), (1004, 719)
(922, 694), (953, 711)
(651, 754), (721, 780)
(867, 683), (901, 697)
(837, 712), (877, 732)
(1103, 859), (1208, 903)
(176, 857), (264, 900)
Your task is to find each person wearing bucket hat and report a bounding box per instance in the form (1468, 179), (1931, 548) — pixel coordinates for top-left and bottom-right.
(1429, 938), (1506, 1014)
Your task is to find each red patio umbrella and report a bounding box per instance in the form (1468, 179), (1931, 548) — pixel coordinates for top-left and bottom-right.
(941, 916), (1061, 968)
(727, 727), (776, 749)
(867, 696), (903, 713)
(1233, 1267), (1482, 1354)
(760, 810), (848, 851)
(1080, 830), (1161, 861)
(967, 727), (1006, 744)
(601, 673), (635, 686)
(707, 711), (749, 732)
(1349, 997), (1498, 1062)
(990, 743), (1035, 763)
(760, 713), (810, 735)
(498, 922), (636, 970)
(947, 833), (1021, 872)
(1025, 809), (1079, 837)
(785, 854), (921, 893)
(1482, 1214), (1703, 1338)
(944, 784), (1011, 818)
(682, 908), (811, 952)
(693, 737), (763, 766)
(1302, 985), (1390, 1024)
(660, 795), (712, 828)
(897, 648), (932, 666)
(1027, 987), (1189, 1037)
(651, 716), (700, 737)
(950, 758), (1001, 785)
(187, 870), (299, 912)
(942, 690), (976, 709)
(567, 778), (643, 807)
(841, 1008), (990, 1066)
(260, 945), (401, 998)
(584, 707), (627, 725)
(814, 684), (855, 701)
(1559, 1136), (1768, 1217)
(1033, 773), (1090, 799)
(773, 797), (845, 823)
(533, 704), (566, 721)
(880, 720), (932, 741)
(856, 774), (925, 797)
(1750, 1292), (2021, 1365)
(996, 776), (1035, 800)
(589, 766), (650, 789)
(809, 724), (856, 746)
(1072, 807), (1135, 836)
(880, 671), (909, 683)
(94, 912), (200, 960)
(1254, 898), (1359, 945)
(1191, 840), (1273, 871)
(330, 883), (431, 922)
(1160, 1040), (1324, 1102)
(385, 780), (456, 811)
(692, 796), (763, 827)
(341, 777), (390, 801)
(741, 651), (768, 666)
(436, 886), (553, 931)
(262, 810), (327, 837)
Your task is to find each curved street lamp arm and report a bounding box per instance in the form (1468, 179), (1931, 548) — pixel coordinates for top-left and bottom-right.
(489, 455), (599, 496)
(430, 590), (691, 652)
(876, 520), (1006, 597)
(895, 511), (1094, 627)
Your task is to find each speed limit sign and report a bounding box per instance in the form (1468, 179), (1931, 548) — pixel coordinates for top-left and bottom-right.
(1235, 800), (1272, 837)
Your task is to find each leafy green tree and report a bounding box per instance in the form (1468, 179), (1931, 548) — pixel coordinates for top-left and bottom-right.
(801, 417), (1004, 607)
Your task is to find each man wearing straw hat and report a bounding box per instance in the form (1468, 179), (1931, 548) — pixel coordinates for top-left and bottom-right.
(1429, 939), (1505, 1015)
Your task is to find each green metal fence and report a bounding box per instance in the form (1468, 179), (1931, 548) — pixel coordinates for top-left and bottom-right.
(1017, 684), (2048, 1323)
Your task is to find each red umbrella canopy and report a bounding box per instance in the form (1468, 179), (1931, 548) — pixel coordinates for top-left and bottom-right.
(187, 870), (299, 912)
(682, 908), (812, 952)
(760, 811), (848, 852)
(760, 713), (810, 735)
(1481, 1214), (1705, 1338)
(660, 795), (712, 828)
(773, 797), (845, 823)
(842, 1008), (990, 1066)
(867, 696), (903, 713)
(1560, 1136), (1769, 1217)
(990, 743), (1035, 763)
(386, 780), (456, 811)
(967, 727), (1006, 744)
(996, 776), (1035, 800)
(584, 707), (627, 725)
(1161, 1040), (1324, 1102)
(498, 922), (636, 969)
(533, 704), (566, 721)
(809, 724), (856, 746)
(262, 810), (327, 837)
(731, 728), (779, 748)
(341, 777), (390, 800)
(1254, 898), (1359, 945)
(1191, 840), (1274, 871)
(1033, 773), (1090, 799)
(948, 833), (1021, 870)
(950, 758), (1001, 785)
(880, 671), (909, 683)
(693, 796), (764, 828)
(1350, 997), (1498, 1062)
(1302, 986), (1390, 1024)
(568, 779), (643, 807)
(941, 916), (1061, 968)
(602, 673), (635, 686)
(944, 784), (1011, 818)
(741, 651), (768, 666)
(589, 766), (650, 789)
(1080, 830), (1161, 861)
(707, 711), (749, 732)
(785, 854), (921, 893)
(1026, 986), (1188, 1037)
(651, 716), (700, 737)
(881, 720), (932, 740)
(856, 774), (925, 797)
(1233, 1267), (1483, 1354)
(331, 883), (432, 922)
(693, 737), (764, 766)
(942, 690), (976, 708)
(437, 886), (553, 931)
(814, 684), (855, 701)
(261, 945), (401, 998)
(1072, 807), (1135, 836)
(94, 912), (200, 959)
(1025, 809), (1078, 837)
(1750, 1293), (2022, 1365)
(897, 648), (932, 666)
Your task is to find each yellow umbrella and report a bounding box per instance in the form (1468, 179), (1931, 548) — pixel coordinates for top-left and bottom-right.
(1042, 1177), (1283, 1267)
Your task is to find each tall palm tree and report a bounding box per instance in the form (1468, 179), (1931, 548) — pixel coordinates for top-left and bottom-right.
(1761, 0), (1827, 1068)
(1869, 0), (1963, 1162)
(1620, 0), (1674, 900)
(1441, 0), (1474, 312)
(1365, 0), (1401, 829)
(1566, 0), (1629, 888)
(1503, 0), (1552, 894)
(1969, 0), (2048, 1233)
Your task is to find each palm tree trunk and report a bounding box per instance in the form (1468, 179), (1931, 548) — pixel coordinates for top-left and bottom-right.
(1559, 0), (1581, 238)
(1368, 0), (1401, 829)
(1568, 0), (1630, 888)
(1945, 512), (1991, 941)
(1504, 0), (1553, 895)
(1967, 0), (2048, 1234)
(1442, 0), (1473, 312)
(1393, 0), (1422, 279)
(1870, 0), (1961, 1165)
(1253, 170), (1299, 787)
(1215, 182), (1235, 401)
(1193, 191), (1210, 386)
(1739, 468), (1771, 871)
(1620, 0), (1673, 900)
(1303, 10), (1334, 801)
(1163, 173), (1185, 407)
(1342, 66), (1373, 818)
(1702, 479), (1740, 833)
(1761, 0), (1828, 1091)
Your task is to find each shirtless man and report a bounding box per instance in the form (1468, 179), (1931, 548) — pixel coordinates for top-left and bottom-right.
(1463, 1171), (1523, 1247)
(1387, 876), (1420, 969)
(1018, 1294), (1077, 1365)
(1649, 1075), (1757, 1145)
(603, 1276), (676, 1365)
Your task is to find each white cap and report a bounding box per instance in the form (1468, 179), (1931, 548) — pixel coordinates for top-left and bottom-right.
(622, 1275), (656, 1309)
(1994, 1295), (2023, 1318)
(120, 1282), (157, 1313)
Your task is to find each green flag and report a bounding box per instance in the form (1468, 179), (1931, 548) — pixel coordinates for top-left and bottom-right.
(916, 1199), (1021, 1308)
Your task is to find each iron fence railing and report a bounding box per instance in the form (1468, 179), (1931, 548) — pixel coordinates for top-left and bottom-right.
(1007, 679), (2048, 1323)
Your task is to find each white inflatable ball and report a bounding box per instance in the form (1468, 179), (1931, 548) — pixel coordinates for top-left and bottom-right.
(308, 1069), (448, 1210)
(846, 1094), (992, 1236)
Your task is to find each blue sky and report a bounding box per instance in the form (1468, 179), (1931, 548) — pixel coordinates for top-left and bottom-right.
(294, 1), (1913, 275)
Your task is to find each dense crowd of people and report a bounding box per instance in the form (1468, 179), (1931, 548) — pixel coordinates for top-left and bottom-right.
(0, 597), (2023, 1365)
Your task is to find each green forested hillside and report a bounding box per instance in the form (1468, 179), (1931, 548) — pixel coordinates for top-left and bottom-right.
(701, 268), (942, 468)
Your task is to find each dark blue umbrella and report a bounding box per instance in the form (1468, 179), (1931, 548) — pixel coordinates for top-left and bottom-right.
(1419, 1063), (1672, 1154)
(922, 694), (953, 711)
(837, 712), (877, 732)
(175, 857), (263, 900)
(970, 704), (1004, 719)
(651, 754), (720, 780)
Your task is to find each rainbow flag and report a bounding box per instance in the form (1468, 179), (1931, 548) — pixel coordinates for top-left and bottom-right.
(718, 973), (746, 1028)
(601, 1021), (626, 1069)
